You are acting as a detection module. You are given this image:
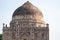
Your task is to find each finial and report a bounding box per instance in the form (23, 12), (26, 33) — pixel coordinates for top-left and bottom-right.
(6, 24), (7, 27)
(46, 23), (49, 27)
(3, 23), (5, 27)
(27, 1), (29, 3)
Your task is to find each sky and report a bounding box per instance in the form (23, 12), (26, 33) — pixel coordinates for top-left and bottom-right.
(0, 0), (60, 40)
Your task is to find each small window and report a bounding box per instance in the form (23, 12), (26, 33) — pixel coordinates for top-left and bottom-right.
(32, 24), (33, 26)
(24, 39), (26, 40)
(23, 24), (25, 26)
(42, 33), (44, 37)
(31, 39), (33, 40)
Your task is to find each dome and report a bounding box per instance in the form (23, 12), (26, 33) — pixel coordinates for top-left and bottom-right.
(11, 1), (45, 27)
(12, 1), (43, 17)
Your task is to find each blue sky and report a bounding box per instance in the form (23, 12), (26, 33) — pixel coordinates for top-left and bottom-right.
(0, 0), (60, 40)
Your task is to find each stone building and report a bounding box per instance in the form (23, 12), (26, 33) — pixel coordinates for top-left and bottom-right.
(3, 1), (49, 40)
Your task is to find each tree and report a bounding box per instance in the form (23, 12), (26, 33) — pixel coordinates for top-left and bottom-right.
(0, 34), (2, 40)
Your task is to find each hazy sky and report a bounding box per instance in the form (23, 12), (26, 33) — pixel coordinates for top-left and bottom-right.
(0, 0), (60, 40)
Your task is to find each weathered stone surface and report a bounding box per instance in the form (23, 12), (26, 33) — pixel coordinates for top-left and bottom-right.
(3, 1), (49, 40)
(13, 1), (43, 17)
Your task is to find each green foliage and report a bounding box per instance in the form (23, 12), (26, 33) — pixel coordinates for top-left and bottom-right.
(0, 34), (2, 40)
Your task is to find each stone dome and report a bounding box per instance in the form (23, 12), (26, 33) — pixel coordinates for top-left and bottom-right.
(12, 1), (43, 17)
(11, 1), (46, 27)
